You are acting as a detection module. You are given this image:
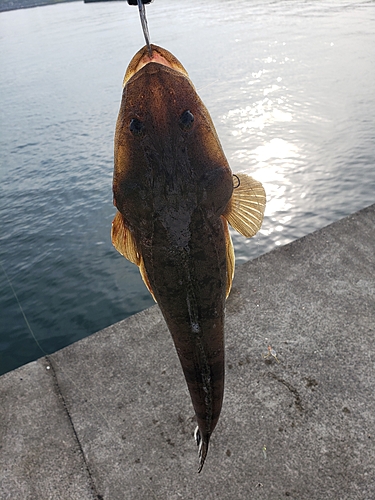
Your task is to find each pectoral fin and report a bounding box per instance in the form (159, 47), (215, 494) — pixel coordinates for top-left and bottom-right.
(222, 217), (235, 298)
(139, 258), (156, 301)
(111, 211), (156, 301)
(111, 211), (141, 265)
(223, 173), (266, 238)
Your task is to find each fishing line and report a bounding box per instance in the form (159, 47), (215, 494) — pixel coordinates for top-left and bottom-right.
(196, 79), (220, 93)
(0, 260), (48, 357)
(137, 0), (152, 56)
(0, 260), (158, 498)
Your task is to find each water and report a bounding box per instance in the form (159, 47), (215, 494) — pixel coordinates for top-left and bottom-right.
(1, 0), (374, 376)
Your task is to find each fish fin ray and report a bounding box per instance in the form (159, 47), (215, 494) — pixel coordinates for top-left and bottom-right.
(139, 257), (157, 302)
(222, 217), (235, 298)
(111, 211), (141, 265)
(223, 173), (266, 238)
(112, 212), (157, 302)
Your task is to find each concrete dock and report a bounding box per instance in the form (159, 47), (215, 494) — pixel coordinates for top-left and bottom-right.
(1, 204), (374, 500)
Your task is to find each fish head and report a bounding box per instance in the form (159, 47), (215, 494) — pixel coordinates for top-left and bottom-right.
(113, 45), (233, 229)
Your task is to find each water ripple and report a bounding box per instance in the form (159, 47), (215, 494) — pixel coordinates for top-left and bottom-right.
(1, 0), (374, 374)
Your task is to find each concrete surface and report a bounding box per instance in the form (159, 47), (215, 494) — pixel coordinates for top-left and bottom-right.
(1, 203), (375, 500)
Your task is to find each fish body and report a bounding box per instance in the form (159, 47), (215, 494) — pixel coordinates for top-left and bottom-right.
(112, 45), (266, 472)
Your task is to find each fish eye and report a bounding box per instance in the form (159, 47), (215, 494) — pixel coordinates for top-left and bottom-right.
(179, 110), (194, 130)
(129, 118), (145, 136)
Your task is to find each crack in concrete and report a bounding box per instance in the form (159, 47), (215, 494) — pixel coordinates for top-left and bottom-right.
(46, 355), (103, 500)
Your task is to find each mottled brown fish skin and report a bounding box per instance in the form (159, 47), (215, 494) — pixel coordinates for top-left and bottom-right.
(113, 46), (234, 471)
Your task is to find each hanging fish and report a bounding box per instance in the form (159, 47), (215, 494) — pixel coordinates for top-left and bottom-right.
(112, 44), (266, 472)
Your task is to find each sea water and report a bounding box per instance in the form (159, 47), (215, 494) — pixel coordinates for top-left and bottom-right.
(1, 0), (374, 375)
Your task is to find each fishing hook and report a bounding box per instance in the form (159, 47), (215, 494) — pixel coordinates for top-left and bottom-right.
(233, 174), (241, 189)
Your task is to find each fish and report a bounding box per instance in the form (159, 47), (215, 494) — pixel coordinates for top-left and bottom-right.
(112, 44), (266, 472)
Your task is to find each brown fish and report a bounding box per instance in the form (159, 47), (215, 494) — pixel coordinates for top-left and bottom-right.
(112, 44), (266, 472)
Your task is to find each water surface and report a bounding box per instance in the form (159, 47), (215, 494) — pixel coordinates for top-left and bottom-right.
(1, 0), (374, 375)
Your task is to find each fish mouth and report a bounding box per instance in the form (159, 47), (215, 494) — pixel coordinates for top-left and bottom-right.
(123, 44), (189, 87)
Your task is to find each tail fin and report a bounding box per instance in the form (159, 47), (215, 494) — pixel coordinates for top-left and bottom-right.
(194, 426), (209, 473)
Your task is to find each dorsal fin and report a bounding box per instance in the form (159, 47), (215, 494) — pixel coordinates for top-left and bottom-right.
(223, 173), (266, 238)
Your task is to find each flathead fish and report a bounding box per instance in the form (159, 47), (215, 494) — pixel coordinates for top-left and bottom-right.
(112, 44), (266, 472)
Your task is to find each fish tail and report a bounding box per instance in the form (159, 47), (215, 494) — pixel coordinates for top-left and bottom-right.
(194, 426), (209, 473)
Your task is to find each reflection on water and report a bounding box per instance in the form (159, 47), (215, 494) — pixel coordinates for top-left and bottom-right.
(1, 0), (375, 374)
(210, 1), (375, 259)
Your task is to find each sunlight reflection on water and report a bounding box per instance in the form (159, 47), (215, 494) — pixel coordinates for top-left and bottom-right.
(1, 0), (374, 373)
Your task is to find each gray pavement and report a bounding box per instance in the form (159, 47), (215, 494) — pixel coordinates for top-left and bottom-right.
(1, 204), (375, 500)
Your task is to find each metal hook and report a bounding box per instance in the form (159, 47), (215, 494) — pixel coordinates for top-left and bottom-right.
(233, 174), (241, 189)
